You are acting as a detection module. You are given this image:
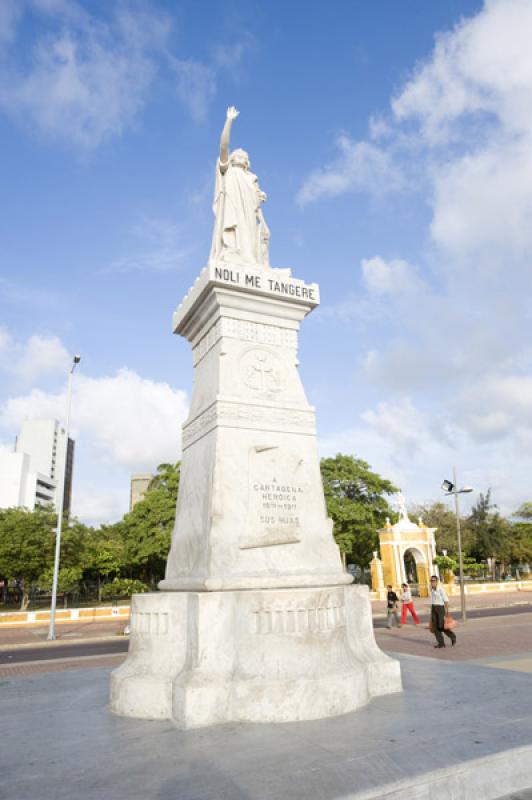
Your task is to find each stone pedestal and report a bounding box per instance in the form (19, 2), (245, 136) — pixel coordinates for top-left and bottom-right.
(110, 585), (399, 728)
(110, 261), (401, 727)
(159, 262), (351, 592)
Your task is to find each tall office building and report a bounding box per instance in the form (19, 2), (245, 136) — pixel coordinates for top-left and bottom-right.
(0, 419), (75, 513)
(129, 473), (153, 511)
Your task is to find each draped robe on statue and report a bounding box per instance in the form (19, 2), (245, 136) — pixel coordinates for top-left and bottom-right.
(209, 156), (269, 266)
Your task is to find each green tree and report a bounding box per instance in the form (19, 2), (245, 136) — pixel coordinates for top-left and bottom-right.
(84, 524), (124, 601)
(433, 554), (457, 582)
(467, 490), (511, 577)
(409, 501), (473, 556)
(508, 503), (532, 571)
(38, 565), (84, 608)
(117, 462), (180, 584)
(101, 577), (150, 599)
(514, 502), (532, 522)
(0, 507), (56, 608)
(59, 520), (92, 571)
(320, 454), (398, 569)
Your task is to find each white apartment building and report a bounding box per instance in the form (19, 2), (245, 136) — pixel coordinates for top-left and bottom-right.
(0, 452), (56, 510)
(0, 419), (74, 513)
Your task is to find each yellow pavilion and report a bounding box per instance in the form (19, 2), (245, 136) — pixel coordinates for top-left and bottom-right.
(371, 494), (438, 598)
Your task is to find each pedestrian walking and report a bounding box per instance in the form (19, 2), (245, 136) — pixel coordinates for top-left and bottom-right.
(386, 585), (401, 629)
(400, 583), (419, 625)
(429, 575), (456, 648)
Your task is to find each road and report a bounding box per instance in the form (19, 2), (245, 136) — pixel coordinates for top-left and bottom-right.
(1, 601), (532, 670)
(0, 637), (128, 664)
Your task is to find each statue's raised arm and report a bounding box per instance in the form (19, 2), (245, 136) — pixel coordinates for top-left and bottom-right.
(219, 106), (239, 173)
(209, 106), (270, 267)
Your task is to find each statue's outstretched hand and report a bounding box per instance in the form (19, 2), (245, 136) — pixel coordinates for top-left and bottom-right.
(226, 106), (240, 120)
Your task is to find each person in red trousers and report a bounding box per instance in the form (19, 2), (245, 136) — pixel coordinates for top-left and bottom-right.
(400, 583), (420, 625)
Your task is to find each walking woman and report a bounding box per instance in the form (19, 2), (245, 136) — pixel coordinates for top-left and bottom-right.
(400, 583), (420, 625)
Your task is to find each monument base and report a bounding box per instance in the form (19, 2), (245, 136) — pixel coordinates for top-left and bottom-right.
(110, 585), (401, 729)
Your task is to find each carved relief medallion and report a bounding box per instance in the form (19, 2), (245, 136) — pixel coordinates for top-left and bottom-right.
(239, 347), (285, 396)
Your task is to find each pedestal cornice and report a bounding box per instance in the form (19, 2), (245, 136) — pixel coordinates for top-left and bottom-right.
(173, 262), (320, 339)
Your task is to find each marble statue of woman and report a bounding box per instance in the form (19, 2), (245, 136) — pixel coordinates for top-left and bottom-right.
(396, 492), (410, 522)
(209, 106), (270, 267)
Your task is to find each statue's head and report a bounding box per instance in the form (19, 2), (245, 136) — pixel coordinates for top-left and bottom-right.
(230, 148), (250, 169)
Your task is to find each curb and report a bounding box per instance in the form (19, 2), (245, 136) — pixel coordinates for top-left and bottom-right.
(0, 634), (127, 653)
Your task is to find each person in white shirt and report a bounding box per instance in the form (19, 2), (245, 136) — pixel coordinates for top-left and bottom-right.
(430, 575), (457, 648)
(400, 583), (420, 625)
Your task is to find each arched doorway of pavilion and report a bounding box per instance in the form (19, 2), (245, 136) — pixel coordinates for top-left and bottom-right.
(403, 546), (429, 597)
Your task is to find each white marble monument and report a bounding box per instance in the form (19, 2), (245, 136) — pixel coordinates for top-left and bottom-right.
(110, 107), (401, 728)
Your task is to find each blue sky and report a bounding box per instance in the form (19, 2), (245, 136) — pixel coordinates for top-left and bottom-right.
(1, 0), (531, 524)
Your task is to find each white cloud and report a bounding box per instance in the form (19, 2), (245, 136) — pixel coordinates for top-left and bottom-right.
(0, 331), (70, 385)
(319, 399), (532, 516)
(317, 403), (456, 513)
(1, 368), (188, 470)
(302, 0), (532, 387)
(0, 0), (22, 46)
(15, 334), (70, 383)
(0, 2), (173, 148)
(297, 136), (403, 205)
(321, 255), (428, 329)
(458, 374), (532, 443)
(389, 0), (532, 267)
(79, 370), (187, 468)
(73, 481), (128, 526)
(173, 58), (216, 123)
(213, 33), (255, 70)
(361, 256), (423, 295)
(306, 1), (532, 515)
(0, 4), (256, 142)
(368, 115), (391, 141)
(361, 398), (456, 459)
(0, 277), (66, 310)
(102, 217), (195, 273)
(0, 327), (11, 351)
(300, 0), (532, 265)
(392, 0), (532, 141)
(0, 329), (189, 524)
(431, 136), (532, 261)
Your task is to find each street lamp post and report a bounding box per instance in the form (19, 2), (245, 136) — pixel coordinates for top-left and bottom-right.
(47, 355), (81, 641)
(441, 468), (473, 623)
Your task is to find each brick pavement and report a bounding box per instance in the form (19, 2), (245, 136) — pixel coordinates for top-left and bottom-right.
(0, 618), (126, 648)
(376, 610), (532, 664)
(0, 652), (125, 679)
(372, 589), (532, 616)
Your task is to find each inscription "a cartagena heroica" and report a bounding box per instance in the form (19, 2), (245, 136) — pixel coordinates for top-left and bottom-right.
(252, 480), (303, 527)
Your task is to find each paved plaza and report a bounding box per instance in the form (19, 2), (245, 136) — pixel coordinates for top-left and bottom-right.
(3, 599), (532, 798)
(2, 606), (532, 798)
(2, 651), (532, 800)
